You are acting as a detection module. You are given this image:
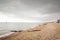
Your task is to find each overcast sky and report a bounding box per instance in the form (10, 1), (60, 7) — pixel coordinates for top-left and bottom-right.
(0, 0), (60, 23)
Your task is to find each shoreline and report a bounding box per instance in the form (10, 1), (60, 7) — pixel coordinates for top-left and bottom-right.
(0, 32), (14, 38)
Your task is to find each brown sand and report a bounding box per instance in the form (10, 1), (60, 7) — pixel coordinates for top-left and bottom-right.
(0, 22), (60, 40)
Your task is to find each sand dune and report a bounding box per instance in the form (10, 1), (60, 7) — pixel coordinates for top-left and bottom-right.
(0, 22), (60, 40)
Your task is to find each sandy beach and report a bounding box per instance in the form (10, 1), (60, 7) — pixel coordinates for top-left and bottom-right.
(0, 22), (60, 40)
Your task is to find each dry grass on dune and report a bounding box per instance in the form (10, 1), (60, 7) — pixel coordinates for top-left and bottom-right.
(0, 22), (60, 40)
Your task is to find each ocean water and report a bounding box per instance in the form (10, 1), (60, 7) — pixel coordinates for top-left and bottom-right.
(0, 22), (42, 36)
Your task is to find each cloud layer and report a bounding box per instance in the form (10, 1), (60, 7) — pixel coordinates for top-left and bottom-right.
(0, 0), (60, 22)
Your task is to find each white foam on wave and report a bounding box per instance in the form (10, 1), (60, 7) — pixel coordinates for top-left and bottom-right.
(0, 32), (14, 38)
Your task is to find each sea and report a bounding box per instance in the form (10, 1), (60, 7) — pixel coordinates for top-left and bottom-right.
(0, 22), (42, 37)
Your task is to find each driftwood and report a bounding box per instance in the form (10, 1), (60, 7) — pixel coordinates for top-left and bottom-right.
(11, 30), (23, 32)
(11, 30), (41, 32)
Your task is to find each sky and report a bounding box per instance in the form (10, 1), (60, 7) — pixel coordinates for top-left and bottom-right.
(0, 0), (60, 23)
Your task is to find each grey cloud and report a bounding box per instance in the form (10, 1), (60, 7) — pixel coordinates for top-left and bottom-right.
(0, 0), (7, 4)
(0, 0), (60, 14)
(0, 0), (26, 18)
(21, 0), (60, 14)
(0, 0), (41, 19)
(0, 0), (60, 22)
